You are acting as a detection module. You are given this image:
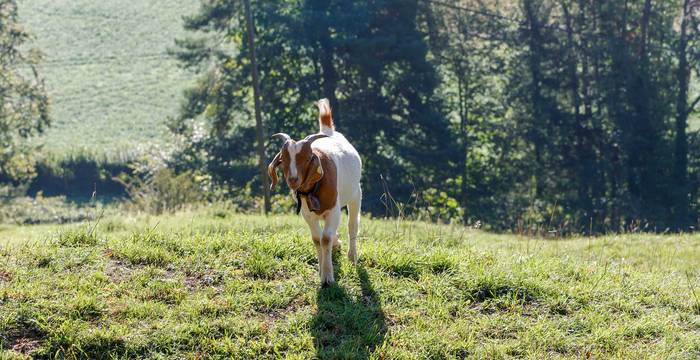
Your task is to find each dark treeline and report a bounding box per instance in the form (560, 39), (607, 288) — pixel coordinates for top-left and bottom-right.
(168, 0), (700, 233)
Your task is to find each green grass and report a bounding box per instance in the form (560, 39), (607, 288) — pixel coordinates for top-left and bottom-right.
(18, 0), (198, 154)
(0, 208), (699, 359)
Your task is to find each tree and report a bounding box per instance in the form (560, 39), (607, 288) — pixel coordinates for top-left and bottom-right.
(0, 0), (49, 184)
(297, 0), (459, 212)
(422, 0), (514, 224)
(243, 0), (271, 214)
(169, 1), (316, 201)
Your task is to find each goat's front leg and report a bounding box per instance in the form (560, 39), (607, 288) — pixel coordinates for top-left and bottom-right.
(302, 214), (323, 265)
(320, 207), (341, 286)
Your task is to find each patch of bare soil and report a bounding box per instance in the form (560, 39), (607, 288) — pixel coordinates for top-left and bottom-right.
(4, 327), (44, 356)
(262, 296), (309, 330)
(103, 248), (135, 283)
(0, 269), (12, 282)
(183, 268), (229, 293)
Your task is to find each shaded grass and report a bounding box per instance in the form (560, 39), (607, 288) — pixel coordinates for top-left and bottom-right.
(0, 209), (699, 358)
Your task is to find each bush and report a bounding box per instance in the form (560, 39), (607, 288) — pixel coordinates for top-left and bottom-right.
(0, 150), (39, 185)
(413, 188), (464, 224)
(117, 168), (206, 214)
(28, 150), (132, 199)
(271, 193), (297, 214)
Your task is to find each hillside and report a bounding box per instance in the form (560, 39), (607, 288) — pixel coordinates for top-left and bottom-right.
(1, 209), (698, 358)
(18, 0), (198, 154)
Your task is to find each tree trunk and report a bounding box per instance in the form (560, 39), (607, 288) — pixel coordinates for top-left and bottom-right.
(243, 0), (271, 214)
(457, 67), (469, 224)
(674, 0), (691, 229)
(562, 0), (594, 226)
(523, 0), (545, 197)
(636, 0), (660, 224)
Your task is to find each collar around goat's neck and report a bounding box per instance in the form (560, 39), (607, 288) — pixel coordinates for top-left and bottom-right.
(295, 180), (322, 214)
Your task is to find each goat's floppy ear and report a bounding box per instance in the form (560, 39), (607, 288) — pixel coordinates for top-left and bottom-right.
(267, 151), (283, 190)
(302, 154), (324, 188)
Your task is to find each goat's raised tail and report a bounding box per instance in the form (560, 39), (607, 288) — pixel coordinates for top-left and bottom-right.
(316, 98), (334, 134)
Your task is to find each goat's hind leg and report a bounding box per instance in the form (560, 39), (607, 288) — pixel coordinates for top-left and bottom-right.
(347, 195), (361, 264)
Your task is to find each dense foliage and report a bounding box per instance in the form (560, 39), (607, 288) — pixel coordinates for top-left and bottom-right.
(169, 0), (700, 233)
(169, 0), (457, 215)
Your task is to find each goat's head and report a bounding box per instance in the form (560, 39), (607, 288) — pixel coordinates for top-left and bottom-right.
(268, 133), (327, 191)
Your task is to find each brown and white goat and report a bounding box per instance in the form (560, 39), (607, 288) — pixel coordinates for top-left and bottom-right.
(268, 99), (362, 286)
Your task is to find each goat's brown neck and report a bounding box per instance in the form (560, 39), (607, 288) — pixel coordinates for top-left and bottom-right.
(297, 149), (337, 215)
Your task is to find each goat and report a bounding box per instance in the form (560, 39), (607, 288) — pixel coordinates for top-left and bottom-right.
(268, 99), (362, 286)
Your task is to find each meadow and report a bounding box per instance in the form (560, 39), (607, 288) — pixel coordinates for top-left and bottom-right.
(1, 207), (698, 359)
(18, 0), (196, 154)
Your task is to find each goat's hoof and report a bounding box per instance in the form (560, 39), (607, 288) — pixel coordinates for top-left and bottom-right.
(320, 273), (335, 287)
(348, 252), (358, 265)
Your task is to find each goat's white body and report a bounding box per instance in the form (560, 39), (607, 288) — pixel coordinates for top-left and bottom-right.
(314, 131), (362, 207)
(301, 128), (362, 285)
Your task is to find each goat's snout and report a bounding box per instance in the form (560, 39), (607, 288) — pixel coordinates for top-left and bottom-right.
(287, 176), (300, 189)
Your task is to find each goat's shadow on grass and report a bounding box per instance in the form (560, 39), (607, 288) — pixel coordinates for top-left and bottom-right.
(311, 256), (386, 359)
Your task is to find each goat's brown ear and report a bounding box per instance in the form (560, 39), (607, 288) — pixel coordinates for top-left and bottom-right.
(267, 152), (282, 190)
(302, 154), (324, 188)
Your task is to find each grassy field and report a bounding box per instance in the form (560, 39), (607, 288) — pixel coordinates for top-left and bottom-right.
(0, 208), (698, 359)
(18, 0), (197, 154)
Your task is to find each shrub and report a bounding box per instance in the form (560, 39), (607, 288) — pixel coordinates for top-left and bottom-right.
(117, 168), (206, 214)
(413, 188), (464, 224)
(28, 150), (132, 199)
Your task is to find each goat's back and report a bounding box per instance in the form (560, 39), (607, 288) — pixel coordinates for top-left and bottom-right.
(312, 132), (361, 207)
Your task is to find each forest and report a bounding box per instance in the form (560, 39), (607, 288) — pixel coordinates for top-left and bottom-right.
(167, 0), (700, 233)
